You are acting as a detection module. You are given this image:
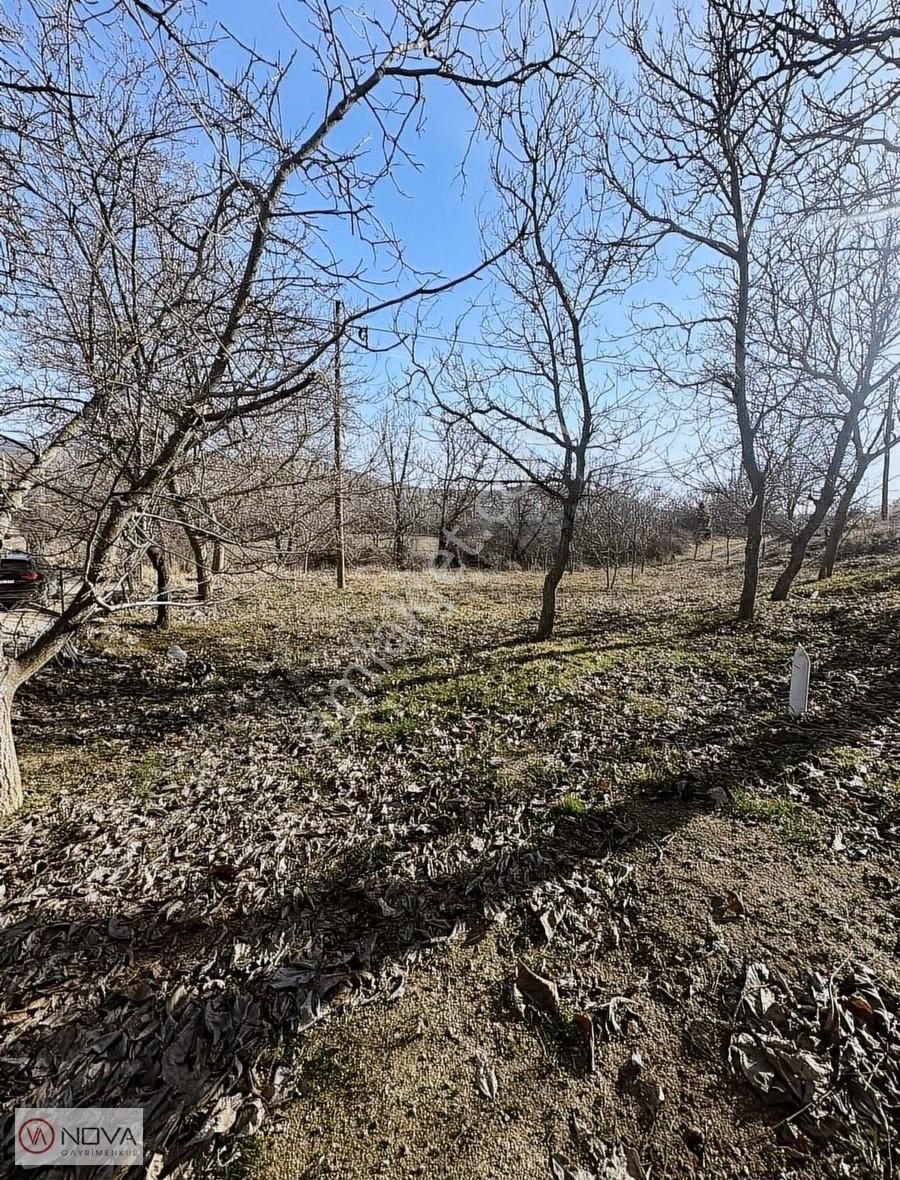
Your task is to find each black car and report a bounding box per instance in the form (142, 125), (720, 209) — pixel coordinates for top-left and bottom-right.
(0, 552), (47, 607)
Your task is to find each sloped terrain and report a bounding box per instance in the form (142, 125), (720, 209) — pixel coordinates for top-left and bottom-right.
(1, 556), (898, 1179)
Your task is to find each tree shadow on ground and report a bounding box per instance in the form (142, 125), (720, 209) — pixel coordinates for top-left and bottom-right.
(2, 595), (899, 1177)
(15, 654), (336, 755)
(391, 603), (735, 696)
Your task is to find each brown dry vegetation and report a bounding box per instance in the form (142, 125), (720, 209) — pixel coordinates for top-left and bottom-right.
(1, 550), (899, 1180)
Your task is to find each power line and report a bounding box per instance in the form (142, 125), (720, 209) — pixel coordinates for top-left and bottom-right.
(300, 315), (696, 375)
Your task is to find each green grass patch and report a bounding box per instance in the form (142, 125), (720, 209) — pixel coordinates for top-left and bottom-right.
(827, 743), (868, 770)
(731, 789), (820, 846)
(130, 751), (164, 797)
(614, 746), (687, 790)
(625, 692), (668, 719)
(559, 792), (588, 815)
(350, 707), (421, 742)
(345, 638), (619, 744)
(813, 564), (900, 597)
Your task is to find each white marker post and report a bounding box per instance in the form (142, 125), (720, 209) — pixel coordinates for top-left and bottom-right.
(789, 644), (810, 717)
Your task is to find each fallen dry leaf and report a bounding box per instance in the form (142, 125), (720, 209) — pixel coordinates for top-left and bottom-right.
(845, 994), (874, 1025)
(573, 1012), (595, 1073)
(516, 960), (561, 1020)
(475, 1050), (498, 1100)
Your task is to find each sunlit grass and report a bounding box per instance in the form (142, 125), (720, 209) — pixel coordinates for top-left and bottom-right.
(559, 792), (588, 815)
(731, 788), (821, 846)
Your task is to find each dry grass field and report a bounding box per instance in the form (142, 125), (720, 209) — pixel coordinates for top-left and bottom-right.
(2, 551), (899, 1180)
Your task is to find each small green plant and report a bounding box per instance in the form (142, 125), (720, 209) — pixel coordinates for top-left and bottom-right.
(560, 793), (587, 816)
(616, 746), (685, 791)
(130, 752), (163, 797)
(557, 1000), (576, 1032)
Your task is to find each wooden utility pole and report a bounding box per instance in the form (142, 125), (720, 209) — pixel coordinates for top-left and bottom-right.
(882, 383), (894, 522)
(333, 299), (347, 588)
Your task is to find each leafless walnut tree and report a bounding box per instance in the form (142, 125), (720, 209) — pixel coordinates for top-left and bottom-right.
(603, 0), (823, 619)
(426, 419), (499, 566)
(419, 53), (649, 638)
(759, 212), (900, 598)
(368, 401), (429, 569)
(817, 395), (899, 580)
(0, 0), (581, 811)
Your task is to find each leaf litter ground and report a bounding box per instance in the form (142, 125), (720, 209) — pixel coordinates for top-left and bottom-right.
(1, 553), (898, 1179)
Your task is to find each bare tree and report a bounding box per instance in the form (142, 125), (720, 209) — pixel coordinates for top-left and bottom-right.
(579, 478), (686, 582)
(369, 402), (427, 568)
(818, 386), (900, 579)
(0, 0), (581, 811)
(762, 217), (900, 597)
(421, 54), (647, 637)
(756, 1), (900, 171)
(477, 482), (555, 568)
(700, 466), (751, 567)
(193, 406), (338, 575)
(605, 0), (815, 619)
(428, 420), (498, 566)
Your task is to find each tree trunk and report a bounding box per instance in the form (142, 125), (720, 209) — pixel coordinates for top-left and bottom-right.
(437, 527), (461, 569)
(732, 238), (769, 625)
(772, 410), (861, 600)
(818, 523), (841, 582)
(0, 685), (22, 814)
(147, 546), (171, 630)
(819, 474), (864, 580)
(771, 488), (845, 598)
(537, 496), (577, 640)
(772, 529), (812, 600)
(393, 526), (406, 569)
(882, 384), (894, 521)
(738, 486), (765, 621)
(184, 528), (210, 602)
(211, 538), (224, 575)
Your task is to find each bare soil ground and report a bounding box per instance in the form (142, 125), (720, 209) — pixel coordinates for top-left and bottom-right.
(1, 552), (898, 1180)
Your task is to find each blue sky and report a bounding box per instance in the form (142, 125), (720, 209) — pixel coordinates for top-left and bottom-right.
(200, 0), (689, 474)
(168, 1), (899, 502)
(209, 0), (498, 308)
(203, 0), (526, 448)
